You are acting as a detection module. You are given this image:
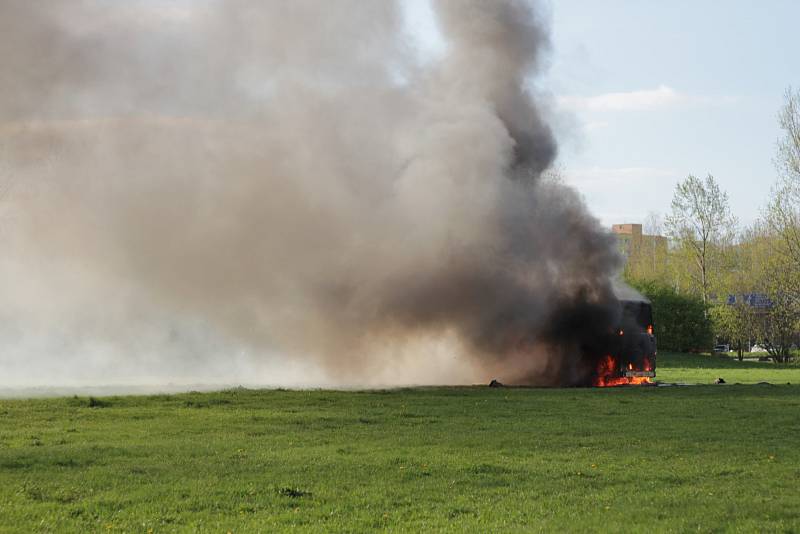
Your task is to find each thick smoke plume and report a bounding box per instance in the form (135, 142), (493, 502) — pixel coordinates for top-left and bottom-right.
(0, 0), (622, 388)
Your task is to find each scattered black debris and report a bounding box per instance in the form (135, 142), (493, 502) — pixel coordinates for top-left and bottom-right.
(277, 487), (312, 498)
(488, 379), (504, 388)
(714, 378), (726, 384)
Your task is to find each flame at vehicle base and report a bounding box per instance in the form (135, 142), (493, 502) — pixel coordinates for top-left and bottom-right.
(594, 355), (654, 387)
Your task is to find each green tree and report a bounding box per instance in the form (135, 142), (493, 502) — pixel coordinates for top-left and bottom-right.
(755, 249), (799, 362)
(761, 88), (800, 360)
(709, 224), (765, 359)
(764, 89), (800, 279)
(766, 88), (800, 285)
(777, 86), (800, 185)
(756, 295), (798, 363)
(665, 174), (737, 307)
(709, 302), (756, 361)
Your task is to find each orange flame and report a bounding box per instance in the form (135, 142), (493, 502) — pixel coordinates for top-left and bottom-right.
(594, 355), (653, 387)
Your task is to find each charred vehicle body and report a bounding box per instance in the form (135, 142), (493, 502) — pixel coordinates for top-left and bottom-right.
(617, 299), (656, 378)
(594, 297), (657, 386)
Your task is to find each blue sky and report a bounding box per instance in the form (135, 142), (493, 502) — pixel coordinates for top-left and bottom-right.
(405, 0), (800, 229)
(548, 0), (800, 228)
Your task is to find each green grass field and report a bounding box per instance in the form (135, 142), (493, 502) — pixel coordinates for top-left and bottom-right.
(657, 351), (800, 385)
(1, 352), (799, 532)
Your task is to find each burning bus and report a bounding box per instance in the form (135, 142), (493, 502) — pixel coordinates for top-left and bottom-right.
(594, 292), (657, 387)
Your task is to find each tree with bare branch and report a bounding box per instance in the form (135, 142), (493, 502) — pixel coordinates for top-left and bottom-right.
(757, 88), (800, 360)
(767, 88), (800, 269)
(665, 174), (737, 307)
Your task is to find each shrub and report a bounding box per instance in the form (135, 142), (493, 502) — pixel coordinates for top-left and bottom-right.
(630, 280), (713, 352)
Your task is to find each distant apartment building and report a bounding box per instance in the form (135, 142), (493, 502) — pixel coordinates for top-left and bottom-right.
(611, 223), (667, 260)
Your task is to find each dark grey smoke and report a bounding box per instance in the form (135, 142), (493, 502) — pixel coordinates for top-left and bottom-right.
(0, 0), (622, 387)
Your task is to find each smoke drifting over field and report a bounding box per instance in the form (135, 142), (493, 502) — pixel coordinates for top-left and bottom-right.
(0, 0), (621, 387)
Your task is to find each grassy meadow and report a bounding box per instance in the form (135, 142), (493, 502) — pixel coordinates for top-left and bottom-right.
(657, 351), (800, 385)
(1, 352), (799, 532)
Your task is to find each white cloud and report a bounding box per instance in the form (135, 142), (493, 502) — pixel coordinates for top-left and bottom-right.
(557, 85), (734, 113)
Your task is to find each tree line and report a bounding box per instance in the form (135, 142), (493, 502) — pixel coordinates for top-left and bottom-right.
(623, 88), (800, 362)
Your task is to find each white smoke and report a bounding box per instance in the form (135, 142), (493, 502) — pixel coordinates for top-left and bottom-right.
(0, 0), (620, 388)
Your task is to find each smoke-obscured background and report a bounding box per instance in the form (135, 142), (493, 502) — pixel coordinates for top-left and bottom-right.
(0, 0), (621, 388)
